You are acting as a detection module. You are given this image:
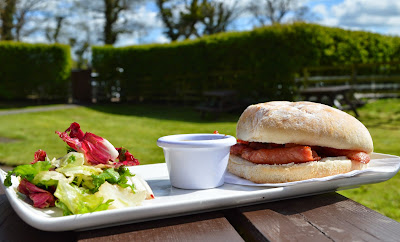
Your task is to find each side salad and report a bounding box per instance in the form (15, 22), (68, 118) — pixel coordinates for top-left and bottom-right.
(3, 122), (154, 216)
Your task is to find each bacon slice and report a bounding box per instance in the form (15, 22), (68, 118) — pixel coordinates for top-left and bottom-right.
(319, 147), (370, 164)
(240, 145), (319, 165)
(249, 142), (284, 150)
(230, 144), (251, 156)
(346, 151), (370, 164)
(230, 142), (370, 164)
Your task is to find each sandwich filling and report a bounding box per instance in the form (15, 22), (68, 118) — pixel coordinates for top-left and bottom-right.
(230, 140), (370, 165)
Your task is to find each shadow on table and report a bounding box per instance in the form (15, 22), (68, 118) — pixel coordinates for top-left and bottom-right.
(234, 192), (346, 216)
(0, 193), (74, 241)
(85, 103), (240, 123)
(77, 211), (229, 240)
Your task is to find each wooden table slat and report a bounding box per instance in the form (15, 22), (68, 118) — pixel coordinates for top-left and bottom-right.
(300, 194), (400, 241)
(77, 212), (244, 242)
(233, 193), (400, 242)
(225, 202), (332, 241)
(2, 179), (400, 241)
(0, 184), (243, 242)
(0, 193), (75, 241)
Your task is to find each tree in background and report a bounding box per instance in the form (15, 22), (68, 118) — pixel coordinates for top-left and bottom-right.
(0, 0), (17, 40)
(248, 0), (314, 26)
(0, 0), (147, 68)
(0, 1), (7, 39)
(157, 0), (240, 41)
(0, 0), (45, 41)
(69, 24), (91, 69)
(14, 0), (43, 41)
(45, 15), (66, 43)
(76, 0), (145, 45)
(157, 0), (201, 41)
(200, 0), (239, 36)
(103, 0), (129, 44)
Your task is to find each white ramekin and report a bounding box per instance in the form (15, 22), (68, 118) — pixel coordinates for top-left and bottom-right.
(157, 133), (237, 189)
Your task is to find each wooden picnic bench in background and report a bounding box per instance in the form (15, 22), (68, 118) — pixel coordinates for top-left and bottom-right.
(299, 85), (361, 117)
(297, 62), (400, 117)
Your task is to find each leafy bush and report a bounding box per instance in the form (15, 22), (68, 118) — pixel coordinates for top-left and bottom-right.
(92, 23), (400, 102)
(0, 42), (71, 100)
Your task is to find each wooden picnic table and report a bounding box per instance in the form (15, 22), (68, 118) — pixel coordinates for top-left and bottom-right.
(300, 85), (360, 117)
(196, 90), (242, 118)
(1, 182), (400, 241)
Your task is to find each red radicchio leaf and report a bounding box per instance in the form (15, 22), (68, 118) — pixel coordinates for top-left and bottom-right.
(80, 133), (119, 165)
(18, 179), (56, 209)
(31, 149), (47, 164)
(56, 122), (119, 165)
(66, 122), (85, 140)
(55, 130), (82, 151)
(115, 147), (140, 167)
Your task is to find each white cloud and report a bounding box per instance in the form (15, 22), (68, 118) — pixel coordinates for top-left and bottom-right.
(313, 4), (328, 16)
(18, 0), (400, 48)
(114, 34), (138, 47)
(312, 4), (339, 26)
(384, 26), (400, 36)
(312, 0), (400, 35)
(113, 4), (167, 46)
(23, 33), (48, 43)
(154, 34), (169, 44)
(121, 5), (163, 29)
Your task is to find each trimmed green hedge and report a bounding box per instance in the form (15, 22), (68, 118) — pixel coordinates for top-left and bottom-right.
(92, 23), (400, 102)
(0, 42), (71, 100)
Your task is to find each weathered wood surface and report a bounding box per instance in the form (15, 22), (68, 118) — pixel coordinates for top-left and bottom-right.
(0, 185), (242, 242)
(78, 212), (243, 242)
(1, 183), (400, 241)
(226, 193), (400, 241)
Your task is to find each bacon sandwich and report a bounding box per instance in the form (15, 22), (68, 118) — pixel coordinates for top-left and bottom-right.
(228, 101), (373, 183)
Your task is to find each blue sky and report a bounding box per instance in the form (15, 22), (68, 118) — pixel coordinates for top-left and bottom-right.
(304, 0), (400, 36)
(112, 0), (400, 46)
(21, 0), (400, 46)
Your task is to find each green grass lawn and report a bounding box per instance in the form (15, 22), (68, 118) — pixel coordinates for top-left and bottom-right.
(337, 99), (400, 220)
(0, 99), (399, 221)
(0, 104), (239, 166)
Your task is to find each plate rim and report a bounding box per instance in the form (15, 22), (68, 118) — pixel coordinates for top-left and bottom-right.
(1, 152), (399, 231)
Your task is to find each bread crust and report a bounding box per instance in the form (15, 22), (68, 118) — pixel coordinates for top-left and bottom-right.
(228, 154), (368, 183)
(237, 101), (373, 153)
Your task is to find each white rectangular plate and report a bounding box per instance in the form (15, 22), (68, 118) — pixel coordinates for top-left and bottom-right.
(1, 153), (399, 232)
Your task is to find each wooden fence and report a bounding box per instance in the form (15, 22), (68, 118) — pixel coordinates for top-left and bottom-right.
(296, 62), (400, 99)
(71, 62), (400, 104)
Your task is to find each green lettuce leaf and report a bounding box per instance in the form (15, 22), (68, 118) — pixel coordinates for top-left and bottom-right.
(95, 182), (146, 209)
(56, 164), (103, 190)
(55, 200), (73, 216)
(32, 171), (69, 187)
(54, 179), (112, 215)
(91, 167), (135, 193)
(52, 152), (85, 168)
(4, 161), (52, 187)
(56, 164), (102, 177)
